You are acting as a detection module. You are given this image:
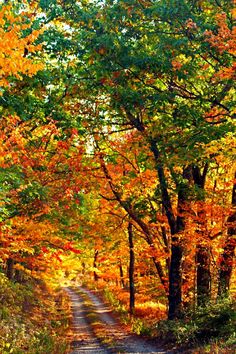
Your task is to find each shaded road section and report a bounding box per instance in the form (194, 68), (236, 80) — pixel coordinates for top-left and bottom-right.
(66, 287), (169, 354)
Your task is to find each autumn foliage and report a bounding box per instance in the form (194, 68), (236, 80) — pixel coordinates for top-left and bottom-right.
(0, 0), (235, 352)
(0, 4), (43, 90)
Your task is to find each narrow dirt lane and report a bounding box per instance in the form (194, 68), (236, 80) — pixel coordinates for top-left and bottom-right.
(66, 287), (169, 354)
(66, 287), (110, 354)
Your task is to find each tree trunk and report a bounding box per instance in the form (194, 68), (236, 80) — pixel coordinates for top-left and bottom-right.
(169, 166), (193, 319)
(218, 172), (236, 297)
(93, 249), (99, 281)
(6, 258), (14, 280)
(192, 164), (211, 306)
(196, 205), (211, 306)
(196, 244), (211, 305)
(168, 239), (183, 319)
(15, 269), (23, 283)
(128, 222), (135, 315)
(149, 138), (185, 319)
(119, 258), (125, 288)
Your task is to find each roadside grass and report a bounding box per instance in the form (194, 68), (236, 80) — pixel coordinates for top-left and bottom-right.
(71, 286), (122, 352)
(155, 297), (236, 353)
(81, 280), (235, 353)
(0, 272), (71, 354)
(83, 281), (167, 336)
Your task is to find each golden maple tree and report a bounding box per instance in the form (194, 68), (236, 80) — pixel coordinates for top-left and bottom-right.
(0, 3), (43, 91)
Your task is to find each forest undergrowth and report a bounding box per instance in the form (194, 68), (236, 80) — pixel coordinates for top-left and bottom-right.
(83, 280), (235, 354)
(0, 273), (71, 354)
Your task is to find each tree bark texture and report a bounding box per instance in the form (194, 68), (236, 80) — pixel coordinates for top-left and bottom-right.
(218, 172), (236, 297)
(93, 249), (99, 282)
(119, 258), (125, 288)
(150, 139), (192, 319)
(6, 258), (14, 280)
(128, 222), (135, 315)
(192, 164), (211, 306)
(196, 244), (211, 305)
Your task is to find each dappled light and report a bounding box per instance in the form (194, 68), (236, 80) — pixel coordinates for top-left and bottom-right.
(0, 0), (235, 353)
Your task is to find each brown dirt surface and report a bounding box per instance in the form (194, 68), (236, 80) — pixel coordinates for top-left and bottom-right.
(66, 287), (172, 354)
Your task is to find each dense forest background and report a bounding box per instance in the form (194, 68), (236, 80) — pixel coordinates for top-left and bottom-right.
(0, 0), (235, 352)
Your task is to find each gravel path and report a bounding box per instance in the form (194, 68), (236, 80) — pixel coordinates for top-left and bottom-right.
(66, 287), (109, 353)
(66, 287), (169, 354)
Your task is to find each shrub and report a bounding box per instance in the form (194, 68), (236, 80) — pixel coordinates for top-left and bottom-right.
(0, 272), (70, 354)
(155, 297), (235, 349)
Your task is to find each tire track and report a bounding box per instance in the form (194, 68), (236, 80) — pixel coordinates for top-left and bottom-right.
(66, 287), (110, 353)
(78, 287), (168, 354)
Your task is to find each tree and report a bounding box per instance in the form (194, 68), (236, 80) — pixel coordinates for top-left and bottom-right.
(1, 0), (234, 326)
(55, 0), (235, 318)
(0, 3), (43, 92)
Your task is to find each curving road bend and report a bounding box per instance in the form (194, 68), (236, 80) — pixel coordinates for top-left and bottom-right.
(66, 287), (169, 354)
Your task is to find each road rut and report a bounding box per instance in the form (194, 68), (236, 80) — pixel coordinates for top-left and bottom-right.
(66, 287), (169, 354)
(66, 288), (109, 353)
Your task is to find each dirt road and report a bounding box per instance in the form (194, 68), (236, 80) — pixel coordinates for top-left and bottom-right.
(66, 287), (169, 354)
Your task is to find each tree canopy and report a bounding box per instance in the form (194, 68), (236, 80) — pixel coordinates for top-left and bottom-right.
(0, 2), (235, 349)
